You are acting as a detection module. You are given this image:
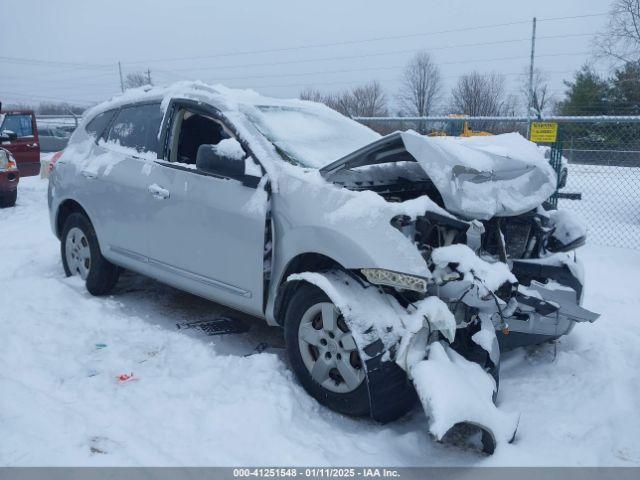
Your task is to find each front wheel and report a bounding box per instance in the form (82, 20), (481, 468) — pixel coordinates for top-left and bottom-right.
(61, 212), (120, 295)
(284, 282), (371, 417)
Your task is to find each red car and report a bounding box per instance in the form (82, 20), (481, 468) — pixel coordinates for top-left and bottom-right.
(0, 108), (40, 177)
(0, 147), (19, 207)
(0, 107), (39, 208)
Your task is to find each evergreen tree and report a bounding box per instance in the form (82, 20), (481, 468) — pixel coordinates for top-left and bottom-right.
(609, 61), (640, 115)
(557, 65), (611, 115)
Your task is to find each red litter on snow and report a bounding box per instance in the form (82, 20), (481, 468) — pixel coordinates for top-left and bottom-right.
(116, 373), (138, 383)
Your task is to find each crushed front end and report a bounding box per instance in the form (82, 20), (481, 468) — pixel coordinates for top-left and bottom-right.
(317, 131), (600, 452)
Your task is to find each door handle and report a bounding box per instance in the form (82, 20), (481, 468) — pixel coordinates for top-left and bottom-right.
(81, 170), (97, 179)
(148, 183), (170, 200)
(26, 143), (38, 148)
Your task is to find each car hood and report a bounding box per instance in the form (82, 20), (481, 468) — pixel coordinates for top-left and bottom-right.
(321, 131), (557, 220)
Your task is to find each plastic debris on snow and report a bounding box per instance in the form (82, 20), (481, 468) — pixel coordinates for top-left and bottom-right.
(116, 373), (138, 384)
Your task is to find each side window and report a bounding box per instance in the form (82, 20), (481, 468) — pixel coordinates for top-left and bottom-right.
(85, 110), (116, 139)
(1, 114), (34, 138)
(172, 110), (233, 164)
(107, 103), (164, 154)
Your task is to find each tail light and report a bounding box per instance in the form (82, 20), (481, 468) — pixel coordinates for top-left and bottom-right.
(48, 151), (64, 173)
(0, 149), (17, 171)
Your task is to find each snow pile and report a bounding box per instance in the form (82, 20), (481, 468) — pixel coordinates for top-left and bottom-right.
(400, 131), (557, 220)
(326, 188), (452, 229)
(411, 342), (519, 446)
(549, 210), (587, 248)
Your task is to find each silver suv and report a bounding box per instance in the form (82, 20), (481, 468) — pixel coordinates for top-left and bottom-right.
(48, 83), (597, 426)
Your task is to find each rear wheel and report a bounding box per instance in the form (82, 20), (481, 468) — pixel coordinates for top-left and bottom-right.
(61, 212), (120, 295)
(0, 189), (17, 208)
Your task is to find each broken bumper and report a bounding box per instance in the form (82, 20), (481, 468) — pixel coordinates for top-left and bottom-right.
(506, 256), (599, 340)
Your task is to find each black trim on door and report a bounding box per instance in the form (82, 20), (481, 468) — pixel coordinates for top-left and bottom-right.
(153, 160), (261, 188)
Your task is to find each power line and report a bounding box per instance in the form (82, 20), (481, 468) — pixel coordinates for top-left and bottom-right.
(193, 52), (590, 83)
(238, 68), (610, 90)
(157, 33), (592, 78)
(0, 14), (601, 80)
(122, 12), (606, 66)
(0, 56), (113, 70)
(0, 91), (97, 105)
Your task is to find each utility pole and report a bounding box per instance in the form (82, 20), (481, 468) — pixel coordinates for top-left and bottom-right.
(146, 68), (152, 85)
(118, 61), (124, 93)
(527, 16), (537, 138)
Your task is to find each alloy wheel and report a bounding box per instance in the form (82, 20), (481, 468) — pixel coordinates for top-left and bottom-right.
(297, 302), (365, 393)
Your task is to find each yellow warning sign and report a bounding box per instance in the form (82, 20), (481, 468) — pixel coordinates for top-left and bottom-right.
(530, 122), (558, 143)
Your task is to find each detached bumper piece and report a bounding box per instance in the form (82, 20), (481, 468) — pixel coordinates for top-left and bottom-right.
(410, 342), (519, 455)
(506, 260), (600, 341)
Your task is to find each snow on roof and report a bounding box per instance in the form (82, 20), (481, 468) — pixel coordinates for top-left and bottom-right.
(84, 81), (342, 122)
(82, 81), (379, 174)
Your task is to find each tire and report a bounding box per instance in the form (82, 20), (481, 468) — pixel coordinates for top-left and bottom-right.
(61, 212), (120, 296)
(450, 323), (500, 398)
(284, 282), (371, 417)
(0, 189), (17, 208)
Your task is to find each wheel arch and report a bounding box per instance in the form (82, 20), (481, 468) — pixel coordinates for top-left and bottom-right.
(271, 252), (347, 326)
(55, 199), (91, 239)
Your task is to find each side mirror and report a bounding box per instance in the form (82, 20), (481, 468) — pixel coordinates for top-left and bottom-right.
(0, 130), (18, 142)
(196, 139), (245, 178)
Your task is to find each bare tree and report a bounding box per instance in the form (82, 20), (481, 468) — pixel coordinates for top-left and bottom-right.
(594, 0), (640, 64)
(299, 88), (326, 103)
(449, 71), (507, 117)
(521, 67), (554, 117)
(341, 81), (388, 117)
(397, 51), (442, 118)
(300, 81), (387, 117)
(37, 102), (85, 115)
(124, 71), (151, 89)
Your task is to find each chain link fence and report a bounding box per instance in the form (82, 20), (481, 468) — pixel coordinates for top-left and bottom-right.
(355, 116), (640, 250)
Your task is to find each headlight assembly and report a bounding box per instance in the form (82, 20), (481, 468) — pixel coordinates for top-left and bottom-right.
(360, 268), (428, 293)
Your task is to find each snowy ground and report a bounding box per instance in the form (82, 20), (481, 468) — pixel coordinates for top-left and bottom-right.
(1, 174), (639, 467)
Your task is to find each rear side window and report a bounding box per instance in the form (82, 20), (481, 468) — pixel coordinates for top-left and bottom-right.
(85, 110), (116, 139)
(107, 103), (164, 154)
(1, 114), (34, 138)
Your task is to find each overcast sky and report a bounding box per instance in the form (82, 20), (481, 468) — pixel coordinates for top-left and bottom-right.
(1, 0), (611, 111)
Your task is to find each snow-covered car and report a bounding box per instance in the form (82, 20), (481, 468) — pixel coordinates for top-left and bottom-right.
(48, 82), (598, 452)
(0, 147), (19, 207)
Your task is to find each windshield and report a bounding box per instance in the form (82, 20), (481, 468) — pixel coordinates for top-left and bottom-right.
(248, 105), (380, 168)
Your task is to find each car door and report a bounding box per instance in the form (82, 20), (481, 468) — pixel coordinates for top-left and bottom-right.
(145, 104), (268, 316)
(0, 112), (39, 176)
(86, 103), (165, 271)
